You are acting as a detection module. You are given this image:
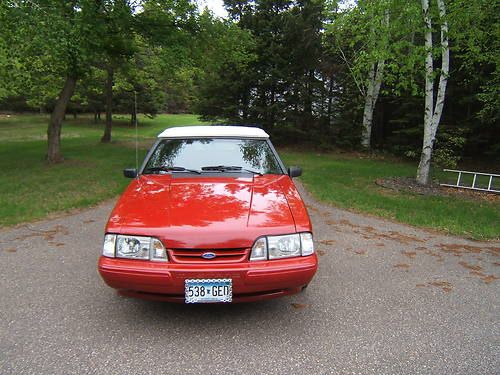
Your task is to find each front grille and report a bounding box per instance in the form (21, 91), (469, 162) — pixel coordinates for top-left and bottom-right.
(168, 248), (250, 263)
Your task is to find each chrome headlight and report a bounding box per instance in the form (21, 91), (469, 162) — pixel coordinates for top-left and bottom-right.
(102, 234), (167, 262)
(103, 234), (116, 258)
(250, 232), (314, 261)
(250, 237), (267, 261)
(268, 234), (301, 259)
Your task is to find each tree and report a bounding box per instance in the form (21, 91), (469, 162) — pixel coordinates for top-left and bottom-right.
(360, 4), (389, 148)
(198, 0), (326, 136)
(3, 1), (104, 162)
(112, 38), (168, 121)
(2, 0), (198, 161)
(75, 67), (106, 122)
(2, 0), (498, 165)
(98, 0), (136, 143)
(193, 10), (256, 122)
(326, 0), (416, 149)
(416, 0), (449, 185)
(43, 2), (102, 163)
(448, 0), (499, 125)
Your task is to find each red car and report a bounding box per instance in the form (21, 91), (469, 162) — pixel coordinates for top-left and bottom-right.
(98, 126), (317, 303)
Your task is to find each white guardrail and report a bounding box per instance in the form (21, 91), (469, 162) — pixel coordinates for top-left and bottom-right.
(440, 169), (499, 194)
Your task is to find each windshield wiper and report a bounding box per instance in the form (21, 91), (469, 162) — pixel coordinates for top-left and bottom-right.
(201, 165), (263, 176)
(143, 166), (201, 174)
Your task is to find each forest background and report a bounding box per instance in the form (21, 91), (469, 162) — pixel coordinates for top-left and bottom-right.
(0, 0), (498, 180)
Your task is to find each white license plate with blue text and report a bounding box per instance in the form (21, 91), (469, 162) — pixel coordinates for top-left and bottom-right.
(185, 279), (232, 303)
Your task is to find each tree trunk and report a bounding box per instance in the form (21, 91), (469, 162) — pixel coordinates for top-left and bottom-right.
(417, 0), (435, 184)
(101, 66), (114, 143)
(361, 63), (376, 148)
(361, 59), (385, 148)
(327, 75), (334, 126)
(47, 76), (77, 164)
(270, 87), (276, 128)
(130, 110), (137, 125)
(361, 10), (389, 149)
(376, 101), (385, 146)
(416, 0), (449, 185)
(304, 70), (314, 117)
(432, 0), (450, 135)
(241, 90), (249, 120)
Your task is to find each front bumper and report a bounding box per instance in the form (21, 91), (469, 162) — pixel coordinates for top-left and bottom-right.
(98, 254), (318, 303)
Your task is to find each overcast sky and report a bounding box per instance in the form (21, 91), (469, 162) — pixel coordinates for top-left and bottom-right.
(197, 0), (356, 18)
(198, 0), (228, 18)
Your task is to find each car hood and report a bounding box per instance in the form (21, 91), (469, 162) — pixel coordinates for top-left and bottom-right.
(106, 174), (310, 248)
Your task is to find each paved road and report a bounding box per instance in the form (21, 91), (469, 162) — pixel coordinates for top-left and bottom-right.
(1, 185), (499, 375)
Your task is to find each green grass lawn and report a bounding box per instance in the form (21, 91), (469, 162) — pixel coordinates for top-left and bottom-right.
(0, 113), (206, 226)
(281, 151), (499, 240)
(1, 113), (498, 240)
(0, 113), (204, 142)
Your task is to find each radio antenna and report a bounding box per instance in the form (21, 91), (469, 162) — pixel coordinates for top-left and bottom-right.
(134, 90), (139, 178)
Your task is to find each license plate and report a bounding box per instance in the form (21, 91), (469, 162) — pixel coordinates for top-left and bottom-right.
(185, 279), (232, 303)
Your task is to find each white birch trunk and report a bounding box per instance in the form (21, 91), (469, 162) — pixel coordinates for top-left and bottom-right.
(361, 10), (389, 149)
(416, 0), (449, 185)
(361, 59), (386, 148)
(361, 64), (376, 148)
(417, 0), (434, 184)
(432, 0), (450, 132)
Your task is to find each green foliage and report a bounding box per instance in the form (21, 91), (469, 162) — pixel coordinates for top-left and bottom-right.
(2, 1), (105, 105)
(0, 0), (205, 138)
(0, 0), (498, 163)
(448, 0), (500, 124)
(433, 126), (467, 169)
(325, 1), (423, 96)
(193, 11), (257, 121)
(197, 0), (326, 133)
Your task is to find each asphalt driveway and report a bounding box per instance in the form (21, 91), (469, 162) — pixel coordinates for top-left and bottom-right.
(0, 184), (498, 374)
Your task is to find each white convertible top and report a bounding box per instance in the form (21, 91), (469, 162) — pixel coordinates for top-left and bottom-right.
(157, 125), (269, 139)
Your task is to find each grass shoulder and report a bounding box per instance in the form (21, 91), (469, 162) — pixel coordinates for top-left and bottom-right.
(280, 150), (499, 241)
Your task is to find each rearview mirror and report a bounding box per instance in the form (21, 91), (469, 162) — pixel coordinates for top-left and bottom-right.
(123, 168), (137, 178)
(287, 166), (302, 178)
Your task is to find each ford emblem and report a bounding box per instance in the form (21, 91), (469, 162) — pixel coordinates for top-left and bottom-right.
(201, 252), (216, 260)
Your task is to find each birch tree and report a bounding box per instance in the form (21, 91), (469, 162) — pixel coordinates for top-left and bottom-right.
(416, 0), (449, 185)
(327, 0), (392, 149)
(360, 8), (389, 148)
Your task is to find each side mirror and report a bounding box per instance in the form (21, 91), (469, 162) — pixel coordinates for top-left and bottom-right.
(287, 166), (302, 178)
(123, 168), (137, 178)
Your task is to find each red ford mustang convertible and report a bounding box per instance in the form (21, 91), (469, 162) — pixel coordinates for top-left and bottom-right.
(98, 126), (317, 303)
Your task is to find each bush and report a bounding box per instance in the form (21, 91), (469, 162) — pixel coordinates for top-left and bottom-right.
(433, 126), (467, 168)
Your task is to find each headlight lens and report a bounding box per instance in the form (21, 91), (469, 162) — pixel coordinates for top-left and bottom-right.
(250, 232), (314, 261)
(300, 232), (314, 256)
(268, 234), (301, 259)
(249, 237), (267, 261)
(150, 238), (168, 262)
(116, 235), (151, 259)
(102, 234), (167, 261)
(103, 234), (116, 258)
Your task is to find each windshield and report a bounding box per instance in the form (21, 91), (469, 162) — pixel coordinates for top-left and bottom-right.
(143, 138), (283, 175)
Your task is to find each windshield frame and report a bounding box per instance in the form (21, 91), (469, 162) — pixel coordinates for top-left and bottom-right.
(138, 136), (287, 176)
